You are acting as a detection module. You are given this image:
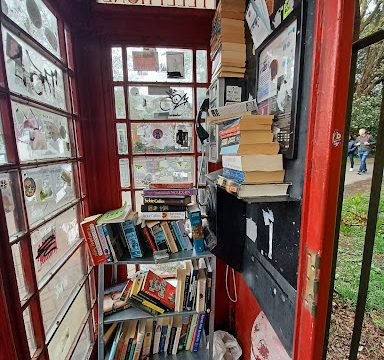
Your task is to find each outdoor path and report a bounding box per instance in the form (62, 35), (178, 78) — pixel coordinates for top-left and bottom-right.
(344, 158), (376, 197)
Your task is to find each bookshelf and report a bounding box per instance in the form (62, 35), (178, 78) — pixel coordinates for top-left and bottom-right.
(97, 252), (216, 360)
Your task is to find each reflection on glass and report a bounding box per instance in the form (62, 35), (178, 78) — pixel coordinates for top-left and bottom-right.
(132, 156), (194, 188)
(121, 191), (132, 208)
(2, 0), (60, 57)
(196, 87), (208, 120)
(196, 50), (208, 83)
(40, 246), (86, 335)
(131, 122), (193, 154)
(71, 321), (92, 360)
(65, 28), (74, 70)
(111, 47), (124, 81)
(127, 47), (193, 83)
(119, 158), (130, 187)
(22, 163), (76, 227)
(23, 307), (37, 357)
(31, 205), (80, 285)
(48, 285), (89, 360)
(2, 27), (66, 110)
(114, 86), (126, 119)
(0, 112), (7, 164)
(116, 123), (128, 155)
(0, 171), (25, 238)
(12, 243), (30, 303)
(134, 190), (143, 213)
(12, 101), (71, 162)
(198, 155), (207, 185)
(128, 86), (194, 120)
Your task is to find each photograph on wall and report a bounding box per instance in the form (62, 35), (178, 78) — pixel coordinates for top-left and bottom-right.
(256, 18), (297, 155)
(166, 52), (185, 79)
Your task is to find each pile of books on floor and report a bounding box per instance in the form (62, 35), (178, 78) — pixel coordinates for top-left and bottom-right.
(210, 0), (246, 79)
(216, 114), (290, 198)
(80, 184), (206, 265)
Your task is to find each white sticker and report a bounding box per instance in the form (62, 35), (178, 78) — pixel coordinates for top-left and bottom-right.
(246, 217), (258, 243)
(226, 86), (242, 103)
(262, 209), (274, 259)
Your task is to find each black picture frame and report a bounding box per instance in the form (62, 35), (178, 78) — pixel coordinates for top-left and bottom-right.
(254, 3), (305, 159)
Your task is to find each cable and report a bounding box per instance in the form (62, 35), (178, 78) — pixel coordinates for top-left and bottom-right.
(225, 265), (238, 303)
(197, 143), (209, 207)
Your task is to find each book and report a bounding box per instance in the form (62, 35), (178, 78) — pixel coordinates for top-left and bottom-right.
(163, 317), (173, 354)
(179, 315), (192, 351)
(168, 221), (182, 252)
(128, 339), (136, 360)
(152, 318), (163, 355)
(122, 320), (138, 359)
(185, 314), (198, 351)
(120, 220), (143, 258)
(97, 202), (132, 224)
(141, 211), (186, 221)
(171, 316), (183, 355)
(115, 322), (130, 359)
(222, 154), (283, 172)
(141, 225), (157, 253)
(109, 322), (123, 360)
(103, 323), (118, 345)
(167, 325), (177, 355)
(205, 258), (213, 313)
(141, 319), (153, 359)
(143, 189), (197, 197)
(141, 204), (186, 212)
(177, 220), (193, 250)
(222, 168), (285, 184)
(186, 259), (199, 311)
(220, 131), (273, 144)
(160, 221), (179, 253)
(95, 224), (114, 262)
(170, 221), (186, 251)
(146, 221), (169, 251)
(196, 269), (207, 313)
(149, 182), (193, 189)
(140, 270), (176, 310)
(217, 175), (290, 198)
(103, 224), (126, 261)
(80, 215), (106, 265)
(211, 42), (246, 60)
(220, 143), (280, 156)
(143, 196), (192, 206)
(130, 295), (165, 316)
(183, 261), (192, 310)
(159, 317), (172, 353)
(188, 204), (206, 253)
(221, 116), (273, 131)
(103, 280), (132, 314)
(133, 320), (146, 360)
(175, 267), (187, 312)
(191, 313), (206, 352)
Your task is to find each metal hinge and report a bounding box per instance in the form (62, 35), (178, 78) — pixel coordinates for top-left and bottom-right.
(304, 251), (321, 316)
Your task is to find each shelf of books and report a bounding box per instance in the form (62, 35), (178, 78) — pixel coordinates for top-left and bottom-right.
(81, 182), (216, 360)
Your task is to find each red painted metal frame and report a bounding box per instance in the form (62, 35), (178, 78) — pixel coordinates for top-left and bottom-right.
(293, 0), (355, 359)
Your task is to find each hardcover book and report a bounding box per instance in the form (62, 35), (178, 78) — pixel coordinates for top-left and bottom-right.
(121, 220), (144, 258)
(143, 196), (192, 206)
(146, 221), (169, 251)
(149, 182), (193, 189)
(143, 189), (197, 197)
(80, 215), (106, 265)
(141, 211), (186, 221)
(188, 205), (206, 253)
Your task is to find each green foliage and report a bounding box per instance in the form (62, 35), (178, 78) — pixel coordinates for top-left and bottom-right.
(336, 191), (384, 328)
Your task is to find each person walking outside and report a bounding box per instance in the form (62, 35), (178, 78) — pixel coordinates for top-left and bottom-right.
(355, 128), (375, 175)
(348, 134), (357, 171)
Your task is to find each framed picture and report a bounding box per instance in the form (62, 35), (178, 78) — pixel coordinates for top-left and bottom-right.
(255, 5), (304, 159)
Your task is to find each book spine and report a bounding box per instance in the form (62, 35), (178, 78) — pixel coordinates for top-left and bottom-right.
(141, 212), (186, 221)
(137, 291), (172, 312)
(168, 222), (182, 252)
(80, 221), (106, 265)
(164, 321), (173, 354)
(158, 325), (167, 353)
(222, 168), (245, 183)
(220, 130), (240, 140)
(179, 315), (191, 351)
(220, 144), (240, 155)
(133, 322), (145, 360)
(182, 272), (191, 311)
(177, 220), (193, 250)
(185, 315), (198, 351)
(141, 204), (186, 212)
(167, 327), (177, 355)
(143, 197), (190, 206)
(143, 189), (197, 196)
(152, 319), (162, 354)
(109, 323), (123, 360)
(171, 221), (186, 251)
(186, 267), (199, 311)
(191, 313), (206, 352)
(142, 227), (157, 253)
(149, 182), (193, 189)
(128, 340), (136, 360)
(172, 326), (182, 355)
(149, 224), (169, 251)
(130, 296), (162, 316)
(188, 211), (206, 253)
(219, 124), (240, 138)
(102, 224), (118, 262)
(160, 222), (179, 253)
(205, 268), (213, 314)
(216, 175), (241, 196)
(121, 221), (143, 258)
(221, 134), (241, 146)
(95, 224), (114, 262)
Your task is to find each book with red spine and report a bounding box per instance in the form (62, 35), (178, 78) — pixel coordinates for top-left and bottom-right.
(143, 189), (197, 197)
(149, 182), (193, 189)
(142, 226), (157, 253)
(139, 270), (176, 310)
(80, 214), (106, 265)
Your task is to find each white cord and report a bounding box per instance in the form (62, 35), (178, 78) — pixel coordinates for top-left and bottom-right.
(225, 265), (238, 303)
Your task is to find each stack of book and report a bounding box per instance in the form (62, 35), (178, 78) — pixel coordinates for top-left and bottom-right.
(105, 313), (206, 359)
(217, 114), (290, 198)
(210, 0), (246, 79)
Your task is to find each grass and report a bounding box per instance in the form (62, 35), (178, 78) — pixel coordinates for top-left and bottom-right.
(335, 191), (384, 329)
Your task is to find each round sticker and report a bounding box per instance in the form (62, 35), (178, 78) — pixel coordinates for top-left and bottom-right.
(24, 177), (36, 197)
(153, 129), (163, 140)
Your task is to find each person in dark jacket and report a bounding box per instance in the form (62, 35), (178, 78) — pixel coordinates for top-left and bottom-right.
(348, 135), (357, 171)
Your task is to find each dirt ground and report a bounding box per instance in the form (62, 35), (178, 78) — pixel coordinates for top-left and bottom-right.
(327, 178), (384, 359)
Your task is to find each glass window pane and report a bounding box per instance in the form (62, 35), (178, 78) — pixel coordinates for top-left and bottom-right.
(40, 246), (86, 335)
(65, 28), (74, 70)
(0, 171), (26, 238)
(89, 270), (96, 305)
(111, 47), (123, 81)
(2, 26), (67, 110)
(2, 0), (60, 57)
(198, 155), (207, 185)
(134, 190), (143, 212)
(12, 101), (72, 162)
(131, 122), (194, 154)
(116, 123), (128, 155)
(128, 86), (194, 120)
(119, 158), (130, 188)
(71, 321), (92, 360)
(127, 47), (193, 83)
(23, 307), (37, 357)
(121, 191), (132, 208)
(132, 156), (194, 188)
(196, 50), (208, 83)
(47, 285), (89, 360)
(11, 242), (30, 303)
(0, 112), (7, 164)
(31, 205), (80, 285)
(22, 163), (77, 227)
(196, 87), (208, 119)
(114, 86), (126, 119)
